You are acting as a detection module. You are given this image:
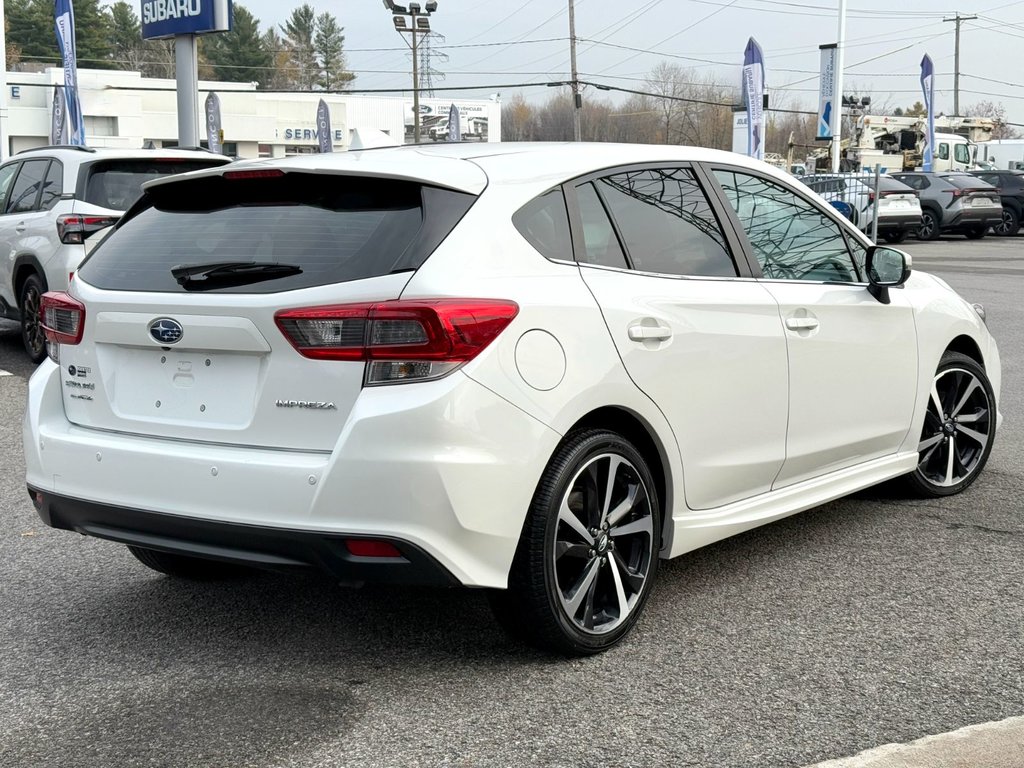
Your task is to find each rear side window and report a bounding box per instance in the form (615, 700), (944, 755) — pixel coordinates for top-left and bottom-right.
(6, 160), (49, 214)
(79, 173), (477, 293)
(512, 188), (573, 261)
(40, 161), (63, 210)
(79, 159), (230, 211)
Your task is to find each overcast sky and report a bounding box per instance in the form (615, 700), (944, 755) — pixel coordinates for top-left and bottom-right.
(240, 0), (1024, 124)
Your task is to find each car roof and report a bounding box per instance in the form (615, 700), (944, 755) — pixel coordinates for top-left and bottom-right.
(143, 142), (795, 197)
(12, 146), (231, 164)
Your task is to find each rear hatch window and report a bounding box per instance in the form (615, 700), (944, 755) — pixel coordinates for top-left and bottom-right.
(78, 172), (477, 293)
(78, 158), (229, 211)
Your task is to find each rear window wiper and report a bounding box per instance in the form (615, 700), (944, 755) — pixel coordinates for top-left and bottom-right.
(171, 261), (303, 290)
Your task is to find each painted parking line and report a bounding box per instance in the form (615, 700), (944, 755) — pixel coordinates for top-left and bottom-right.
(0, 370), (11, 377)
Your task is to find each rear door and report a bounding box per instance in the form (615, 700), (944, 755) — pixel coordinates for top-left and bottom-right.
(68, 170), (478, 451)
(568, 165), (790, 511)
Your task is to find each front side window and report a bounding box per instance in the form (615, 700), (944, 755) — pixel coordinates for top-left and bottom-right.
(512, 188), (573, 262)
(938, 143), (950, 161)
(0, 163), (19, 212)
(713, 169), (858, 283)
(954, 144), (971, 165)
(6, 160), (49, 214)
(594, 168), (736, 277)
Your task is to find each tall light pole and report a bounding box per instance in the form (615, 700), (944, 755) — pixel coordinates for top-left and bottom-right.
(831, 0), (847, 173)
(385, 0), (438, 144)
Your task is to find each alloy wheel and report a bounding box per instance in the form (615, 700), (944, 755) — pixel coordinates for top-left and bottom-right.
(20, 280), (46, 362)
(916, 367), (992, 488)
(919, 212), (937, 240)
(994, 208), (1018, 236)
(552, 453), (655, 635)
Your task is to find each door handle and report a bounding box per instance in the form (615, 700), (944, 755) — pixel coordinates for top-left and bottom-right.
(785, 317), (819, 331)
(628, 324), (672, 342)
(15, 223), (26, 233)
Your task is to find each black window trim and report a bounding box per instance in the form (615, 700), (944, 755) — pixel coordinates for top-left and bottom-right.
(563, 161), (756, 281)
(701, 162), (870, 285)
(40, 158), (66, 211)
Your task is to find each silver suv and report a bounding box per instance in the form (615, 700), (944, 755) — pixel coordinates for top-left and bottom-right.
(0, 146), (231, 361)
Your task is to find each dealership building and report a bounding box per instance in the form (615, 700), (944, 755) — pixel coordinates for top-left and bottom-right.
(2, 67), (502, 159)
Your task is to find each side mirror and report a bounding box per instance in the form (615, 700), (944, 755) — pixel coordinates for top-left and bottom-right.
(865, 246), (912, 304)
(830, 200), (854, 220)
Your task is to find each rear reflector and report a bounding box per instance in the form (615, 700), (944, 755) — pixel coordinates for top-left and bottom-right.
(345, 539), (403, 558)
(276, 299), (519, 384)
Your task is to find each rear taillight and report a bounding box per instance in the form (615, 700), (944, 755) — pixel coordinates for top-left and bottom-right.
(57, 214), (120, 245)
(40, 291), (86, 363)
(275, 299), (519, 385)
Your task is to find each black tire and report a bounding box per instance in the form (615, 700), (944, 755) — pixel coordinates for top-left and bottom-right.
(964, 226), (987, 240)
(127, 545), (253, 580)
(993, 207), (1020, 237)
(18, 273), (47, 364)
(883, 230), (908, 244)
(902, 352), (996, 498)
(490, 430), (661, 655)
(918, 209), (941, 241)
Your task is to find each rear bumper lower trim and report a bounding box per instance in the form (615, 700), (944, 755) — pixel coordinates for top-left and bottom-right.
(29, 487), (460, 586)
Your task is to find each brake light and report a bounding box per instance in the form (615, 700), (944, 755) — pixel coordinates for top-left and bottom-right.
(40, 292), (86, 362)
(56, 214), (120, 245)
(945, 188), (965, 198)
(223, 169), (285, 180)
(275, 299), (520, 385)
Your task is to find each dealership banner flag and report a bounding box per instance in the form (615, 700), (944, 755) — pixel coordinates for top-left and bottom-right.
(54, 0), (86, 146)
(921, 54), (935, 172)
(448, 103), (461, 142)
(50, 86), (68, 145)
(742, 38), (766, 161)
(205, 92), (223, 154)
(817, 44), (837, 141)
(316, 99), (333, 153)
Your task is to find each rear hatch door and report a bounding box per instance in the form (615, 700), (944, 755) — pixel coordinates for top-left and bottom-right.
(66, 167), (480, 451)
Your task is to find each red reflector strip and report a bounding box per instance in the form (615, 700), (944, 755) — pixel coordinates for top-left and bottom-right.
(223, 169), (286, 180)
(345, 539), (403, 558)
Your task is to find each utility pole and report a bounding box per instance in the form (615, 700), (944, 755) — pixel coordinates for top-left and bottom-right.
(944, 12), (976, 116)
(568, 0), (581, 142)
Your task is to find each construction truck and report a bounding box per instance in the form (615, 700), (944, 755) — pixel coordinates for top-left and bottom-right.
(845, 114), (995, 172)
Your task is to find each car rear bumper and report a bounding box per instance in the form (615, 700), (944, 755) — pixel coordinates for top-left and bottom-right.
(875, 213), (922, 231)
(945, 208), (1003, 229)
(23, 361), (562, 588)
(28, 488), (460, 586)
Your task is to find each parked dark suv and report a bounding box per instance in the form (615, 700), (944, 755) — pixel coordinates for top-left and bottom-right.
(970, 169), (1024, 236)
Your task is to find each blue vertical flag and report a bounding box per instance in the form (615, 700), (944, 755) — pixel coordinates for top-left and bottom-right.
(448, 104), (461, 142)
(54, 0), (86, 146)
(921, 54), (935, 172)
(316, 99), (333, 153)
(742, 38), (766, 161)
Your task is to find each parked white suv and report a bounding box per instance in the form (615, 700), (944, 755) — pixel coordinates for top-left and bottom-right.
(0, 146), (231, 362)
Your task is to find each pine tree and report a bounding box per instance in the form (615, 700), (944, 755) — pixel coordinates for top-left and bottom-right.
(314, 12), (354, 90)
(205, 4), (272, 84)
(8, 0), (114, 69)
(281, 4), (318, 90)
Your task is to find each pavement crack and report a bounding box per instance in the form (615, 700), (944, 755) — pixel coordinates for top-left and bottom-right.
(917, 512), (1021, 537)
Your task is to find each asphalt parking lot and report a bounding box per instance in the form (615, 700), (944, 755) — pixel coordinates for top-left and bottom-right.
(0, 235), (1021, 768)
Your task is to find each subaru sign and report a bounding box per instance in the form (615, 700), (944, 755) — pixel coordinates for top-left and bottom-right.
(141, 0), (232, 40)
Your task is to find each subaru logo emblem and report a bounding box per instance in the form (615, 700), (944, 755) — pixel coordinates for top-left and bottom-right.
(149, 318), (183, 345)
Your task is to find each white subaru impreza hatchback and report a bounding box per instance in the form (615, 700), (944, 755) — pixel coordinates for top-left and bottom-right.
(24, 143), (1000, 654)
